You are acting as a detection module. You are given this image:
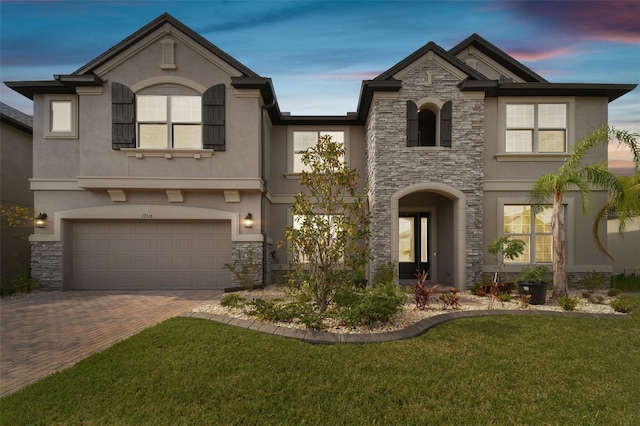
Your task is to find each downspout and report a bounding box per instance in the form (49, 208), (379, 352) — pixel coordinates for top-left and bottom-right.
(260, 103), (276, 286)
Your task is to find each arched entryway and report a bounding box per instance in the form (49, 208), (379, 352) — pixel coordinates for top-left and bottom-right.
(391, 183), (466, 289)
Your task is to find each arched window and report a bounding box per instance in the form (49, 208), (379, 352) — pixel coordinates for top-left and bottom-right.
(418, 106), (437, 146)
(407, 100), (452, 147)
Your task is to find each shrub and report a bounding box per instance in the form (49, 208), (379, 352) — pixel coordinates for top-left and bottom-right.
(610, 298), (630, 313)
(608, 288), (622, 297)
(220, 293), (246, 309)
(247, 298), (305, 323)
(579, 271), (609, 291)
(372, 260), (397, 286)
(498, 292), (512, 302)
(612, 274), (640, 292)
(334, 282), (406, 327)
(439, 287), (461, 310)
(519, 294), (532, 309)
(558, 296), (579, 311)
(0, 270), (39, 297)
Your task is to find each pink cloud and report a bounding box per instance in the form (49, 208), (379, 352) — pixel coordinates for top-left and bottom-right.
(310, 72), (383, 80)
(507, 1), (640, 45)
(507, 47), (574, 62)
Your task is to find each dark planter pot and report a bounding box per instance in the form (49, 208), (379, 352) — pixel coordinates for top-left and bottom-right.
(518, 282), (547, 305)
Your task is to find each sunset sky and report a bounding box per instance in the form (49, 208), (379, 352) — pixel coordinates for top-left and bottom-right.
(1, 1), (638, 167)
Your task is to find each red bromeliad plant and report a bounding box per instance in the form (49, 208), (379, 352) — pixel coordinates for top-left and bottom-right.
(411, 270), (437, 310)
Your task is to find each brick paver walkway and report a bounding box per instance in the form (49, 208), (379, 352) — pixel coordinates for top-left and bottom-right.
(0, 290), (221, 396)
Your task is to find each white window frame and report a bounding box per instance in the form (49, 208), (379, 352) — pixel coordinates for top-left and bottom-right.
(44, 94), (78, 139)
(496, 197), (577, 269)
(136, 95), (202, 149)
(286, 127), (349, 177)
(499, 97), (574, 156)
(502, 204), (553, 264)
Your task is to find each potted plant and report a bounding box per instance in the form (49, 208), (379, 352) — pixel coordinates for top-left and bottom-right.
(487, 236), (525, 294)
(517, 265), (550, 305)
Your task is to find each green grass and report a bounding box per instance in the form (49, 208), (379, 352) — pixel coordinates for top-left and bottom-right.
(2, 306), (640, 425)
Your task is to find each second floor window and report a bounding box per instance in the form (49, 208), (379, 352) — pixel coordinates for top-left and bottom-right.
(506, 103), (567, 153)
(293, 131), (344, 173)
(137, 95), (202, 149)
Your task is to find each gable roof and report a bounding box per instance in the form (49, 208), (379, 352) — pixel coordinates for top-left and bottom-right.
(74, 13), (260, 78)
(4, 13), (261, 100)
(374, 41), (487, 82)
(3, 16), (636, 124)
(0, 102), (33, 134)
(449, 33), (547, 83)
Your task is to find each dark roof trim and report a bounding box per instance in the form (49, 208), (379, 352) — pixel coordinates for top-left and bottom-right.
(4, 80), (74, 100)
(74, 13), (260, 78)
(0, 102), (33, 134)
(449, 34), (547, 83)
(54, 74), (105, 86)
(374, 41), (486, 82)
(459, 81), (638, 102)
(4, 74), (104, 100)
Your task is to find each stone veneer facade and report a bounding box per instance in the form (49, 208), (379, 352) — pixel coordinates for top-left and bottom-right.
(230, 241), (264, 289)
(366, 59), (485, 287)
(31, 241), (64, 289)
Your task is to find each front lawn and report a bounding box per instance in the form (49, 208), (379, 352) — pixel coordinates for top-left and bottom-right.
(2, 311), (639, 425)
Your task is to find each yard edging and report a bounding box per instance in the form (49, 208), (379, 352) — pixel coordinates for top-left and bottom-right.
(179, 309), (629, 345)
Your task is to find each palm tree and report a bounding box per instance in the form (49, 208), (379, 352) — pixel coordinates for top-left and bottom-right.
(530, 125), (639, 298)
(592, 172), (640, 260)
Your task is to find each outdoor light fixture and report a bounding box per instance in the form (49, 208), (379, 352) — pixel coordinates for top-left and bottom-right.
(244, 213), (253, 228)
(35, 213), (47, 228)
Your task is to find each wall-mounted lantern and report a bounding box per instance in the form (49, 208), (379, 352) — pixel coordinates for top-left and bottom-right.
(244, 213), (253, 228)
(35, 213), (48, 228)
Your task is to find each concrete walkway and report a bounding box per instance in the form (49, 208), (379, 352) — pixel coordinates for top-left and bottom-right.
(0, 290), (221, 397)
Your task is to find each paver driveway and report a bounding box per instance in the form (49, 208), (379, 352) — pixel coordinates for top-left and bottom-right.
(0, 290), (221, 396)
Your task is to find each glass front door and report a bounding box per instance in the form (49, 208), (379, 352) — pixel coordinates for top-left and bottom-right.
(398, 213), (430, 280)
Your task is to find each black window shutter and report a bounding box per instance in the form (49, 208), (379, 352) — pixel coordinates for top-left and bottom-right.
(407, 101), (418, 147)
(203, 84), (225, 151)
(440, 100), (452, 148)
(111, 82), (135, 150)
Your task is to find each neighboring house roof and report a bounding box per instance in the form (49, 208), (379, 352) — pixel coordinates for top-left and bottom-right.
(3, 13), (637, 125)
(0, 102), (33, 134)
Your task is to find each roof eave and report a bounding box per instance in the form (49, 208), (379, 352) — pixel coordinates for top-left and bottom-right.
(469, 82), (638, 102)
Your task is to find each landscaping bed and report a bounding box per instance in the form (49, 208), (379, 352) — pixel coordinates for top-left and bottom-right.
(194, 286), (624, 334)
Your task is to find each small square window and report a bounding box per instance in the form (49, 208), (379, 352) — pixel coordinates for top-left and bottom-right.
(44, 95), (78, 138)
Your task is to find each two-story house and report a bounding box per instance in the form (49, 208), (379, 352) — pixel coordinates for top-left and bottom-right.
(5, 13), (636, 291)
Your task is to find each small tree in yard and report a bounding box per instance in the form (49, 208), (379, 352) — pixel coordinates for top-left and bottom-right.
(530, 125), (639, 298)
(283, 134), (371, 313)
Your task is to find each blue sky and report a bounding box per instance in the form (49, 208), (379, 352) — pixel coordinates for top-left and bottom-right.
(1, 0), (639, 136)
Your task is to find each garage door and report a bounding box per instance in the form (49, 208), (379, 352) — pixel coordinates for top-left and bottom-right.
(71, 221), (232, 290)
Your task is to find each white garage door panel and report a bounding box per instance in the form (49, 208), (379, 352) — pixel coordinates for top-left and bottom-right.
(71, 221), (232, 290)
